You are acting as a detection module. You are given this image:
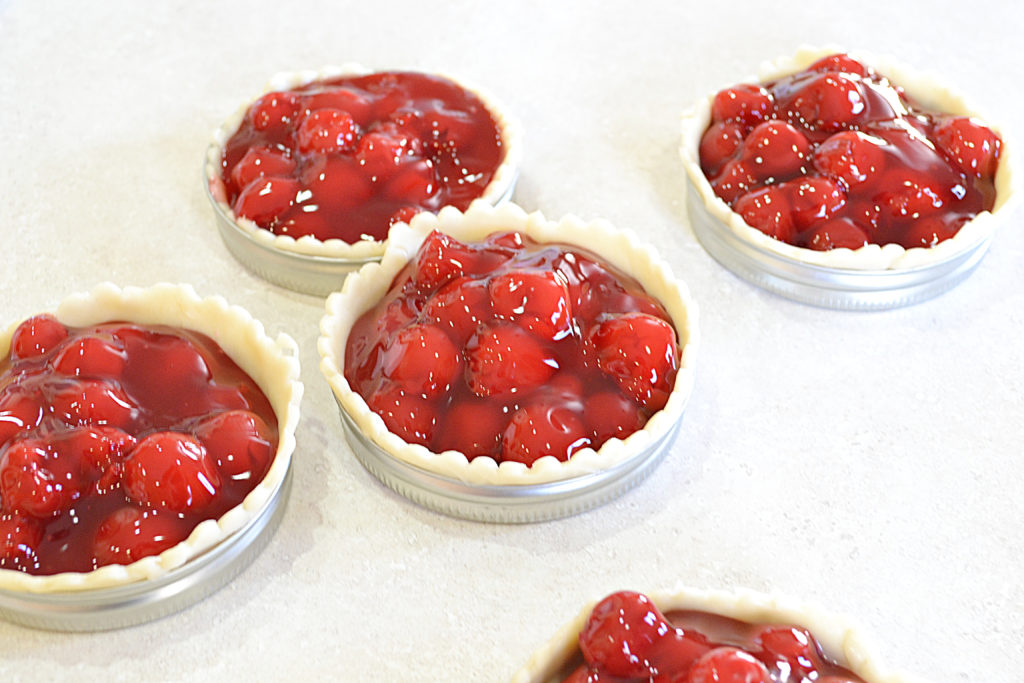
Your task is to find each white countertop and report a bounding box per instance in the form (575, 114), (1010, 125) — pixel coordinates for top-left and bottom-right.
(1, 1), (1022, 680)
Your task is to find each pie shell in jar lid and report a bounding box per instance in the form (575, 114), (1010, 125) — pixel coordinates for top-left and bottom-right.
(511, 586), (924, 683)
(0, 283), (302, 631)
(204, 64), (522, 296)
(680, 45), (1018, 310)
(317, 201), (698, 523)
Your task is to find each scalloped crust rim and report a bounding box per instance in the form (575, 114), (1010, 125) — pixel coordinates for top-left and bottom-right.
(0, 283), (302, 594)
(679, 45), (1017, 272)
(204, 64), (523, 260)
(510, 585), (921, 683)
(318, 202), (699, 487)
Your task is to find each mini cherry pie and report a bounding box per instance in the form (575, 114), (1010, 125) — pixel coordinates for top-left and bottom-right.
(206, 65), (521, 265)
(319, 202), (697, 489)
(512, 588), (913, 683)
(0, 284), (300, 593)
(681, 47), (1015, 271)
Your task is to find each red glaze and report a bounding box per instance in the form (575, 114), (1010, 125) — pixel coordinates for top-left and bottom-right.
(0, 315), (278, 575)
(700, 53), (1001, 250)
(344, 231), (680, 465)
(567, 591), (866, 682)
(220, 72), (505, 243)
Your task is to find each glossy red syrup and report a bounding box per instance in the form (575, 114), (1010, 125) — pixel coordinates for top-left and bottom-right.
(344, 231), (680, 465)
(700, 53), (1001, 250)
(564, 591), (866, 682)
(0, 317), (277, 575)
(220, 72), (506, 243)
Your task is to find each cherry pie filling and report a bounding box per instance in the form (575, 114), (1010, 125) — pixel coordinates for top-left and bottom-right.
(0, 316), (278, 576)
(344, 230), (680, 465)
(699, 52), (1001, 251)
(563, 591), (866, 682)
(219, 71), (506, 244)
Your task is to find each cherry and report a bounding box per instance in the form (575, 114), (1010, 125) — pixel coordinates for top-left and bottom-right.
(0, 439), (71, 518)
(56, 425), (136, 482)
(812, 131), (886, 188)
(740, 121), (811, 182)
(378, 322), (461, 398)
(302, 156), (374, 211)
(296, 108), (360, 155)
(876, 171), (946, 220)
(356, 123), (424, 180)
(0, 513), (42, 571)
(52, 335), (126, 379)
(229, 146), (297, 194)
(421, 108), (478, 149)
(585, 391), (643, 445)
(50, 379), (136, 429)
(934, 116), (1001, 179)
(122, 432), (221, 513)
(414, 230), (480, 292)
(489, 269), (574, 340)
(807, 53), (869, 77)
(787, 177), (846, 230)
(389, 206), (420, 227)
(364, 383), (437, 444)
(195, 410), (274, 482)
(711, 159), (759, 204)
(590, 313), (677, 413)
(10, 314), (68, 360)
(897, 215), (962, 249)
(578, 591), (671, 678)
(734, 185), (795, 243)
(688, 647), (770, 683)
(804, 218), (869, 251)
(784, 72), (866, 132)
(0, 390), (44, 449)
(711, 84), (774, 128)
(92, 506), (188, 567)
(754, 626), (817, 678)
(386, 161), (437, 203)
(234, 176), (301, 227)
(500, 401), (590, 465)
(306, 87), (373, 125)
(120, 330), (216, 421)
(424, 276), (492, 345)
(465, 323), (558, 398)
(699, 121), (745, 177)
(433, 399), (505, 459)
(274, 209), (331, 239)
(249, 91), (301, 133)
(647, 628), (713, 678)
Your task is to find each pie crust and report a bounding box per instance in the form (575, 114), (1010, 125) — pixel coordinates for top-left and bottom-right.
(680, 45), (1017, 271)
(318, 201), (698, 487)
(0, 283), (302, 593)
(511, 586), (921, 683)
(205, 64), (523, 261)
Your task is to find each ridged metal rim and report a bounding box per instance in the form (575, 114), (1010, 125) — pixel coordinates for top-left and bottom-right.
(336, 399), (683, 523)
(0, 471), (291, 632)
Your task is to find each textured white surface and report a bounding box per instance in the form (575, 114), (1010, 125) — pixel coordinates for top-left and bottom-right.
(0, 1), (1022, 681)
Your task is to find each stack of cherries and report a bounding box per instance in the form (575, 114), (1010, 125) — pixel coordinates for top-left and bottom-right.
(565, 591), (865, 682)
(345, 230), (680, 465)
(0, 315), (277, 575)
(220, 71), (506, 243)
(699, 53), (1001, 250)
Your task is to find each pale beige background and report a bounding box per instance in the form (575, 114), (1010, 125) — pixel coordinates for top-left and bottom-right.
(1, 1), (1022, 681)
